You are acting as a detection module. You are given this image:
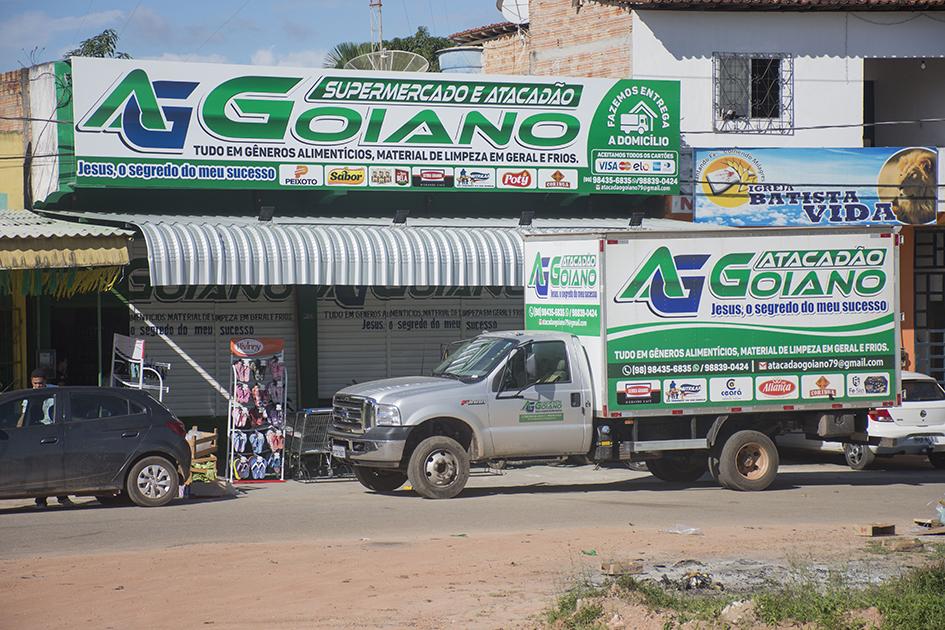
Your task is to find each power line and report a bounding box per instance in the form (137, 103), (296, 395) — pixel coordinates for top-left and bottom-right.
(117, 1), (143, 38)
(188, 0), (250, 60)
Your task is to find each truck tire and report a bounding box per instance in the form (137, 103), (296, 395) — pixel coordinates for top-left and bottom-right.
(125, 456), (179, 507)
(353, 466), (407, 493)
(717, 430), (779, 491)
(645, 454), (708, 483)
(844, 443), (876, 470)
(929, 453), (945, 470)
(407, 435), (470, 499)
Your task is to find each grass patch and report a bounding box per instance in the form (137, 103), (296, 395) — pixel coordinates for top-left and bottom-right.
(544, 561), (945, 629)
(613, 575), (733, 622)
(755, 560), (945, 630)
(545, 582), (606, 629)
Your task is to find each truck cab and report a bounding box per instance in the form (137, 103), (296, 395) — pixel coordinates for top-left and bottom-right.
(328, 331), (593, 498)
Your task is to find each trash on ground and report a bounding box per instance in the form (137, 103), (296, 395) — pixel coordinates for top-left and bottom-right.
(913, 518), (941, 528)
(661, 570), (723, 591)
(451, 533), (468, 537)
(857, 522), (896, 537)
(661, 524), (704, 536)
(581, 548), (598, 556)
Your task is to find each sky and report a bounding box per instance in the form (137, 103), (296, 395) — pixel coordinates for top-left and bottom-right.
(0, 0), (504, 70)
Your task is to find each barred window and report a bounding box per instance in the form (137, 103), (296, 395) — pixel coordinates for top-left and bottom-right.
(714, 53), (794, 134)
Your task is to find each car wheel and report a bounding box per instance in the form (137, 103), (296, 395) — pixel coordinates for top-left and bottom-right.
(407, 435), (470, 499)
(929, 452), (945, 470)
(353, 466), (407, 492)
(645, 453), (708, 483)
(126, 456), (179, 507)
(843, 443), (876, 470)
(718, 430), (779, 491)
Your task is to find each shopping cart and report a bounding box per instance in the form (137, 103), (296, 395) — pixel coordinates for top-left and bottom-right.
(288, 408), (344, 480)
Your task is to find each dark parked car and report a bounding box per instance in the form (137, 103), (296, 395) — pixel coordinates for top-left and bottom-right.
(0, 386), (191, 507)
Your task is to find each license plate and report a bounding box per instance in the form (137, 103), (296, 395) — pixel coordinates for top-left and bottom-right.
(331, 444), (346, 458)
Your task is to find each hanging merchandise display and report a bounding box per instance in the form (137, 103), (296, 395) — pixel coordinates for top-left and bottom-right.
(227, 337), (287, 482)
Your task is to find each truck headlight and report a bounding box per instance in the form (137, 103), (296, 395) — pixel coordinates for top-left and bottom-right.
(373, 403), (402, 426)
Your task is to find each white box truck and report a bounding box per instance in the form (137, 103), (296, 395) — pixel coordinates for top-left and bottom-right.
(329, 227), (901, 498)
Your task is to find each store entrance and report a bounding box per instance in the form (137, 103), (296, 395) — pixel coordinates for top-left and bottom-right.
(49, 301), (128, 386)
(915, 228), (945, 385)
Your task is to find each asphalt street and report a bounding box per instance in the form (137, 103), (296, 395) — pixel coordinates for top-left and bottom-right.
(2, 454), (944, 559)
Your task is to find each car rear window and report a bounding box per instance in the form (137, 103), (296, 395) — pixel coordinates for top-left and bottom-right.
(70, 393), (131, 420)
(903, 380), (945, 402)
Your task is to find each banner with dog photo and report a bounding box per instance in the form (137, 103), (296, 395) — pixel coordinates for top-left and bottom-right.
(693, 147), (939, 227)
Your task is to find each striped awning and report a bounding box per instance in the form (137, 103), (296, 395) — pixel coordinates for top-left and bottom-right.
(40, 214), (711, 287)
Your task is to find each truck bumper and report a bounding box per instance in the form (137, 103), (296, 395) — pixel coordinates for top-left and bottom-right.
(871, 434), (945, 455)
(328, 427), (411, 468)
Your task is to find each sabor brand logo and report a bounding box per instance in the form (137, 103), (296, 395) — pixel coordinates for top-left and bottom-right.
(78, 68), (199, 153)
(615, 246), (710, 317)
(235, 338), (264, 355)
(327, 166), (365, 185)
(527, 252), (598, 299)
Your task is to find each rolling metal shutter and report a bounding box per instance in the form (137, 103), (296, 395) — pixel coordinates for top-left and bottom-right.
(316, 287), (523, 399)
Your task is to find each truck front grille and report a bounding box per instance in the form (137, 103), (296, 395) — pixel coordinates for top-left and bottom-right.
(332, 395), (369, 433)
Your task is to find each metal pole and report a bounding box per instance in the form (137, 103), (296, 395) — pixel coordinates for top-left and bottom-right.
(97, 291), (102, 386)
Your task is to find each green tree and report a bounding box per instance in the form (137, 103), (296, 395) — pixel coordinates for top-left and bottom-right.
(324, 41), (373, 69)
(65, 28), (131, 59)
(323, 26), (454, 71)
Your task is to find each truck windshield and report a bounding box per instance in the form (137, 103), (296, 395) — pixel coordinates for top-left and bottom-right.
(432, 337), (518, 381)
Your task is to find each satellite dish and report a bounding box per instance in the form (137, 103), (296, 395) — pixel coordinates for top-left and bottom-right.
(496, 0), (528, 24)
(344, 50), (430, 72)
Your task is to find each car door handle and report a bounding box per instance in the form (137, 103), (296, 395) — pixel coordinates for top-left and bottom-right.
(40, 437), (58, 445)
(121, 431), (139, 439)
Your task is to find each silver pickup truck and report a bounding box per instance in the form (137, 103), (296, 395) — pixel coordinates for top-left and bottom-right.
(329, 228), (901, 499)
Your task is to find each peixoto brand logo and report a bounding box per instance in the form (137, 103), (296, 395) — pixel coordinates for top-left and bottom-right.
(528, 252), (599, 299)
(617, 246), (888, 318)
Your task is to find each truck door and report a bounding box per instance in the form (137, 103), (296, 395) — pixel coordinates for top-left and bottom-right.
(490, 340), (588, 457)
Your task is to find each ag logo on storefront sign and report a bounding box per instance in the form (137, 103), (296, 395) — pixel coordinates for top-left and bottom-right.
(77, 69), (199, 153)
(615, 247), (710, 317)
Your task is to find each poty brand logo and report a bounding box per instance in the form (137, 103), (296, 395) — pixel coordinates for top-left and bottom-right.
(527, 252), (598, 299)
(615, 246), (710, 317)
(502, 170), (532, 187)
(78, 68), (199, 153)
(235, 338), (264, 355)
(759, 379), (796, 397)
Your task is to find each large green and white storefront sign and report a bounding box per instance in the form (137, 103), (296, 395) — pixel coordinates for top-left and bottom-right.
(603, 231), (899, 412)
(68, 58), (680, 195)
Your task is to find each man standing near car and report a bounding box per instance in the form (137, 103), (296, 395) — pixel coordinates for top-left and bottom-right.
(27, 369), (72, 508)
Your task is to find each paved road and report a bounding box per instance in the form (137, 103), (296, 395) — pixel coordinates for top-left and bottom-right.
(2, 454), (944, 559)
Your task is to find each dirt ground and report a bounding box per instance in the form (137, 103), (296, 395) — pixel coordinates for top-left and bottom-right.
(1, 524), (918, 629)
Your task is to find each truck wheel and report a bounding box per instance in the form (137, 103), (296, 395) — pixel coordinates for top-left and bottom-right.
(929, 453), (945, 470)
(407, 436), (470, 499)
(718, 431), (779, 491)
(125, 456), (179, 507)
(645, 453), (708, 483)
(353, 466), (407, 492)
(843, 443), (875, 470)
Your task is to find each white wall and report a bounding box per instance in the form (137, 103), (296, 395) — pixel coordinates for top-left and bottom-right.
(632, 11), (945, 149)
